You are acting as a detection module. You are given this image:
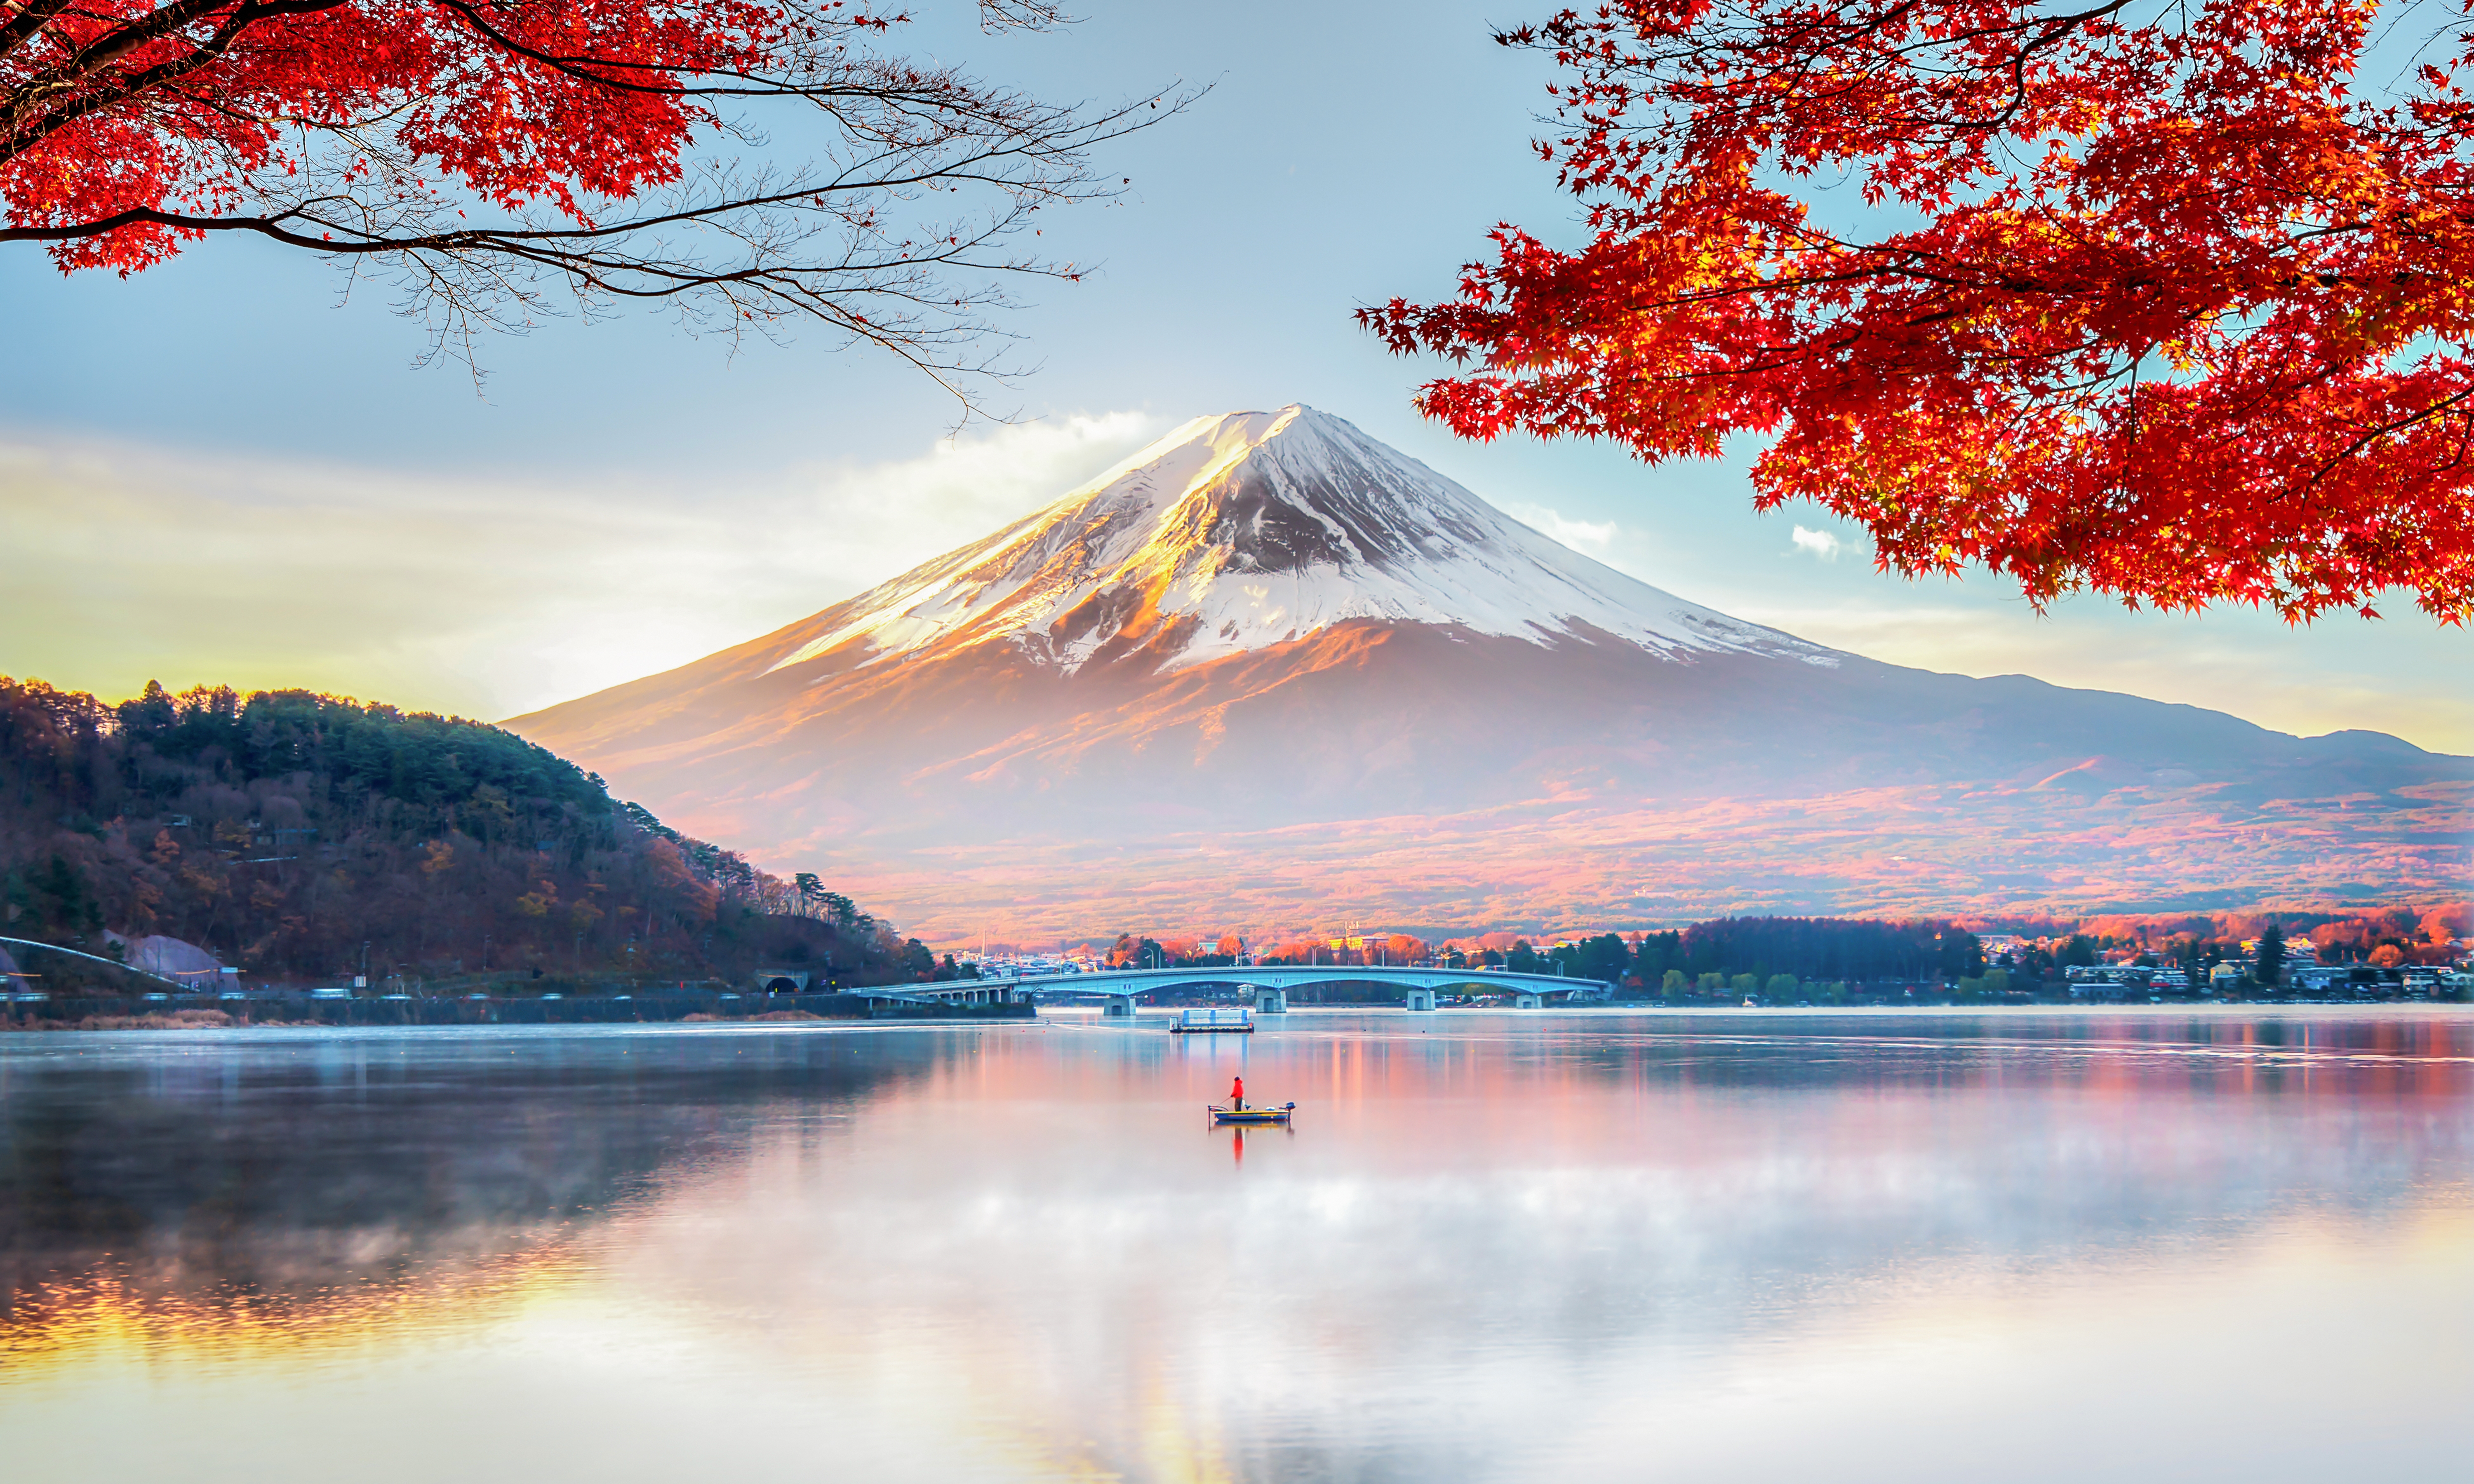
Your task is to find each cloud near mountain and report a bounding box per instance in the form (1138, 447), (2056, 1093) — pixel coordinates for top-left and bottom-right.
(508, 406), (2472, 944)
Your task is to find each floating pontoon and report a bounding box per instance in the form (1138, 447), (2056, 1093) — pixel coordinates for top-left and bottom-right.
(1171, 1007), (1255, 1034)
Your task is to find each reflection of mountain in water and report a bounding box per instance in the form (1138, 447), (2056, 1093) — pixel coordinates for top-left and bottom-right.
(0, 1030), (941, 1310)
(587, 1016), (2474, 1484)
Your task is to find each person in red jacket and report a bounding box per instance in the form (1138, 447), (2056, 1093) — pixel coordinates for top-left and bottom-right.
(1230, 1075), (1245, 1112)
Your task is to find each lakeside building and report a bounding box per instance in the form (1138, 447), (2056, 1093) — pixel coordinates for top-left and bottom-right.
(2286, 963), (2464, 997)
(973, 953), (1088, 978)
(2065, 964), (2194, 998)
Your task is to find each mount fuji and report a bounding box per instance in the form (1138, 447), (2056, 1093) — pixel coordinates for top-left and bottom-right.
(509, 406), (2469, 942)
(757, 404), (1825, 676)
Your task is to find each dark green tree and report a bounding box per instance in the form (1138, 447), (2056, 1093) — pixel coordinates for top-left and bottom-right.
(1932, 931), (1985, 980)
(2255, 924), (2288, 989)
(1564, 932), (1632, 984)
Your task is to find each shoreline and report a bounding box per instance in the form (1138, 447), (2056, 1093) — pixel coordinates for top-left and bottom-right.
(11, 1001), (2466, 1035)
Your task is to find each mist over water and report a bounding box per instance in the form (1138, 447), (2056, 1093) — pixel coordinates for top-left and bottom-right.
(3, 1011), (2469, 1483)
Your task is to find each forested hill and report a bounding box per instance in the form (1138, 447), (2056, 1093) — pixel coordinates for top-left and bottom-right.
(0, 679), (932, 992)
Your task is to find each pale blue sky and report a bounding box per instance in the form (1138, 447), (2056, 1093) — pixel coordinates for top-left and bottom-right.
(2, 1), (2463, 750)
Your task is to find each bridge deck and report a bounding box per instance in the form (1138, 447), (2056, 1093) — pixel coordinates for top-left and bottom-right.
(927, 965), (1610, 1003)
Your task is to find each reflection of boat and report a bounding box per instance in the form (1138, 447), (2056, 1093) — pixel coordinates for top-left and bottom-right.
(1173, 1007), (1254, 1034)
(1209, 1103), (1295, 1125)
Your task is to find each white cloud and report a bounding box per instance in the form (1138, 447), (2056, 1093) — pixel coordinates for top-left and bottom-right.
(776, 409), (1166, 589)
(1503, 502), (1619, 553)
(0, 412), (1166, 721)
(1790, 525), (1844, 561)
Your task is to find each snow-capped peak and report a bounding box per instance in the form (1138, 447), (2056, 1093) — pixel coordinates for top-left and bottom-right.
(767, 404), (1828, 675)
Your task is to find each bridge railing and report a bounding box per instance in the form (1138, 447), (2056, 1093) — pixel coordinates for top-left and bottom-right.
(986, 966), (1612, 1001)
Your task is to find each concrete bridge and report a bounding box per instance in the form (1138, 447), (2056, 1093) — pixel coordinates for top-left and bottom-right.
(748, 970), (1028, 1009)
(927, 965), (1613, 1015)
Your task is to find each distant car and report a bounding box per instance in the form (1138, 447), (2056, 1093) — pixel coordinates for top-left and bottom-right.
(464, 992), (489, 1000)
(612, 994), (631, 1001)
(142, 991), (171, 1002)
(541, 993), (562, 1000)
(382, 993), (412, 1001)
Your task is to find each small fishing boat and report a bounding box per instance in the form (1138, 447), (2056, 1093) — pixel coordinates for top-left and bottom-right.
(1209, 1102), (1296, 1126)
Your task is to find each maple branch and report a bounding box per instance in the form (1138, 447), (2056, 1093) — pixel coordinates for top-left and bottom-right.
(0, 2), (71, 68)
(423, 0), (1050, 111)
(0, 2), (1197, 409)
(2300, 383), (2474, 494)
(3, 0), (349, 159)
(2, 80), (1179, 396)
(1938, 0), (2138, 134)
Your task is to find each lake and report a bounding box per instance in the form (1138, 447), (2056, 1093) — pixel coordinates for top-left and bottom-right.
(2, 1009), (2469, 1482)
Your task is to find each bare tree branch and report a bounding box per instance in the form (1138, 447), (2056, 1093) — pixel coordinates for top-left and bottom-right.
(0, 2), (1197, 410)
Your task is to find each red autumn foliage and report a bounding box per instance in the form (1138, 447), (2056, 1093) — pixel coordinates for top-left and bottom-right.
(1, 2), (1180, 385)
(2308, 903), (2469, 962)
(1362, 0), (2474, 622)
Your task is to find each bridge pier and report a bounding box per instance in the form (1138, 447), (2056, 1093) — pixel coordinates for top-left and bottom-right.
(1403, 988), (1437, 1012)
(1251, 987), (1288, 1014)
(1514, 991), (1543, 1010)
(1105, 993), (1138, 1018)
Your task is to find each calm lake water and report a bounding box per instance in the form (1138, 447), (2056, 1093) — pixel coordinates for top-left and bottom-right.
(2, 1009), (2469, 1482)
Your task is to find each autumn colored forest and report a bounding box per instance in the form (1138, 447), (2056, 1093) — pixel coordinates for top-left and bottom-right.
(0, 679), (936, 993)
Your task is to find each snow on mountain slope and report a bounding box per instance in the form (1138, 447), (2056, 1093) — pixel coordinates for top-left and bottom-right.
(764, 404), (1832, 675)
